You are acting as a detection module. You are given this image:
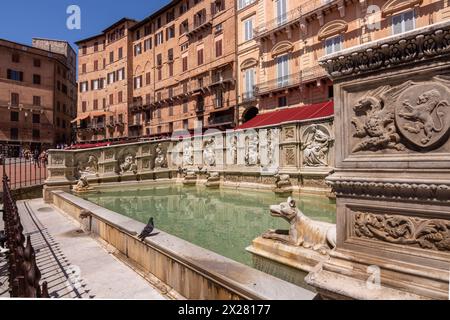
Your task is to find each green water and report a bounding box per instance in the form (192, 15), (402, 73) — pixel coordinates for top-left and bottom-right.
(82, 185), (336, 267)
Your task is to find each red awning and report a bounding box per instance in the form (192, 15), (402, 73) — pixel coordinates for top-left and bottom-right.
(236, 101), (334, 130)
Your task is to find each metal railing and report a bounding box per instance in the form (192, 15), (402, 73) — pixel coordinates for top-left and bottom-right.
(242, 90), (257, 102)
(254, 0), (335, 38)
(2, 173), (49, 298)
(0, 149), (47, 192)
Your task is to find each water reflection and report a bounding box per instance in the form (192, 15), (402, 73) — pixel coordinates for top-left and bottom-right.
(82, 186), (336, 266)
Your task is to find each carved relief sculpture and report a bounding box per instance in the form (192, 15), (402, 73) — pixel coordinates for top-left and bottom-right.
(354, 212), (450, 252)
(120, 154), (138, 174)
(154, 143), (168, 168)
(203, 137), (216, 167)
(245, 133), (260, 166)
(302, 125), (334, 167)
(351, 78), (450, 152)
(73, 175), (93, 193)
(78, 155), (98, 176)
(183, 141), (194, 166)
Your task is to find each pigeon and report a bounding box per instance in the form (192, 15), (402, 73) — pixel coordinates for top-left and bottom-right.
(138, 217), (154, 241)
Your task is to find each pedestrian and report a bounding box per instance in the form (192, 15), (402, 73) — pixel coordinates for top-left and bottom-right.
(34, 149), (40, 167)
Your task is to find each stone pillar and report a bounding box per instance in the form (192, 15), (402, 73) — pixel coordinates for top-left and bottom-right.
(44, 150), (76, 203)
(306, 21), (450, 299)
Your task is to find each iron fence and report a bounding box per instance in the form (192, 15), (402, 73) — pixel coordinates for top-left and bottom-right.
(0, 146), (47, 192)
(2, 173), (49, 298)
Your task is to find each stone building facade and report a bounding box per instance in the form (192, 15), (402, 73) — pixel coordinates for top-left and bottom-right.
(0, 38), (77, 155)
(237, 0), (449, 124)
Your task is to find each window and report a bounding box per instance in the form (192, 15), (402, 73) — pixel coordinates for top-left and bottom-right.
(215, 23), (223, 34)
(167, 10), (175, 23)
(82, 46), (87, 55)
(244, 18), (253, 41)
(169, 103), (174, 116)
(182, 56), (188, 71)
(94, 60), (98, 71)
(183, 99), (189, 113)
(62, 120), (67, 129)
(212, 0), (225, 14)
(215, 89), (223, 108)
(33, 96), (41, 106)
(169, 122), (173, 132)
(33, 74), (41, 85)
(107, 72), (115, 84)
(134, 43), (142, 56)
(10, 111), (19, 122)
(82, 101), (87, 112)
(12, 53), (20, 63)
(80, 81), (88, 92)
(157, 17), (162, 29)
(238, 0), (256, 10)
(169, 64), (174, 77)
(93, 99), (98, 110)
(392, 10), (415, 35)
(117, 68), (125, 81)
(166, 26), (176, 40)
(158, 69), (162, 81)
(181, 42), (189, 51)
(180, 2), (189, 15)
(134, 76), (143, 89)
(10, 128), (19, 140)
(144, 38), (152, 51)
(118, 47), (123, 60)
(144, 25), (152, 36)
(215, 39), (223, 57)
(276, 54), (289, 86)
(180, 20), (189, 35)
(82, 64), (86, 73)
(146, 72), (151, 85)
(183, 119), (189, 130)
(118, 91), (123, 103)
(197, 48), (204, 65)
(7, 69), (23, 82)
(34, 59), (41, 67)
(325, 35), (342, 55)
(278, 96), (287, 108)
(32, 114), (40, 124)
(11, 93), (19, 106)
(244, 68), (255, 98)
(94, 42), (99, 52)
(156, 31), (164, 46)
(109, 51), (114, 63)
(135, 29), (141, 41)
(109, 94), (114, 105)
(32, 129), (40, 140)
(276, 0), (287, 26)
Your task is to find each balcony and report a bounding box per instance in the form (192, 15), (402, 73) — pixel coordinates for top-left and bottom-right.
(186, 14), (212, 38)
(255, 66), (329, 96)
(208, 111), (234, 128)
(130, 98), (143, 112)
(254, 0), (337, 41)
(241, 90), (257, 103)
(209, 74), (235, 88)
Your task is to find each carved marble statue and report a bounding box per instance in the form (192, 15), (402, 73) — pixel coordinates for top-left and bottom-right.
(120, 154), (138, 174)
(203, 138), (216, 167)
(267, 129), (278, 166)
(78, 155), (98, 176)
(230, 135), (238, 165)
(302, 125), (333, 167)
(73, 175), (92, 193)
(154, 143), (167, 168)
(245, 133), (259, 166)
(263, 197), (336, 255)
(183, 141), (194, 166)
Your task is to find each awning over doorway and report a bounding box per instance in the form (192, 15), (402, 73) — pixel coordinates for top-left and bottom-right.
(71, 111), (113, 123)
(236, 101), (334, 130)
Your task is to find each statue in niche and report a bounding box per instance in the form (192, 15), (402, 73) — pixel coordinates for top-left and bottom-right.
(230, 135), (238, 165)
(302, 125), (334, 167)
(154, 143), (167, 168)
(245, 133), (260, 166)
(120, 154), (138, 174)
(203, 137), (216, 167)
(267, 129), (279, 166)
(183, 141), (194, 166)
(78, 155), (98, 176)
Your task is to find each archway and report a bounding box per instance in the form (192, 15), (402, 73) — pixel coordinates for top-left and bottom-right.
(242, 106), (259, 123)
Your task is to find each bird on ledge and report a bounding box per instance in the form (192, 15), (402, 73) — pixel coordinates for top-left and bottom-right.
(138, 217), (155, 241)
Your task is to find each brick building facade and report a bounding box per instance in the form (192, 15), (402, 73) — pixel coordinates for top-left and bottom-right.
(0, 38), (77, 156)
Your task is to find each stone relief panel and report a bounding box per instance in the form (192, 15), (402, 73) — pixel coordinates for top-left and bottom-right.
(203, 137), (216, 167)
(51, 154), (65, 165)
(349, 77), (450, 154)
(301, 124), (334, 167)
(284, 127), (296, 140)
(353, 211), (450, 252)
(245, 132), (260, 166)
(154, 143), (168, 168)
(183, 140), (194, 166)
(284, 147), (296, 166)
(104, 149), (115, 160)
(116, 147), (138, 174)
(75, 153), (100, 177)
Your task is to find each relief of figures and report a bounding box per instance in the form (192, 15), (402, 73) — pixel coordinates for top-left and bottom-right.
(77, 155), (99, 176)
(183, 140), (194, 166)
(154, 143), (168, 168)
(245, 132), (260, 166)
(203, 137), (216, 167)
(120, 154), (138, 174)
(302, 125), (333, 167)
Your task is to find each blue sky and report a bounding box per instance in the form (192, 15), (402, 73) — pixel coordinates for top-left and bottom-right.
(0, 0), (171, 51)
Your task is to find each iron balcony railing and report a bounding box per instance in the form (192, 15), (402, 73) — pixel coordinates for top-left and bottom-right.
(186, 14), (212, 37)
(254, 0), (334, 39)
(255, 66), (329, 95)
(208, 113), (234, 126)
(242, 90), (257, 102)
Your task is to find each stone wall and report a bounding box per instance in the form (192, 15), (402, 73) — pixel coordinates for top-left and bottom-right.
(45, 119), (335, 194)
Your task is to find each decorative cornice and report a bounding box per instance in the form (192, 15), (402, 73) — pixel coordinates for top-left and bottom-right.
(271, 41), (294, 58)
(381, 0), (422, 17)
(319, 21), (450, 80)
(327, 179), (450, 203)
